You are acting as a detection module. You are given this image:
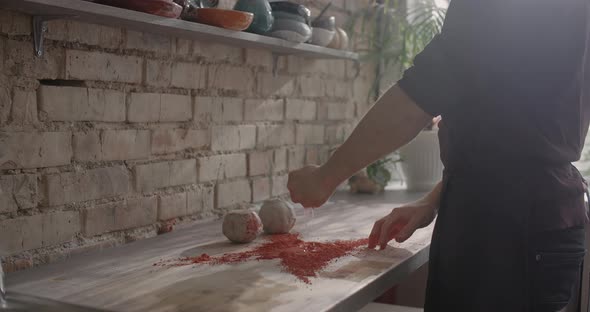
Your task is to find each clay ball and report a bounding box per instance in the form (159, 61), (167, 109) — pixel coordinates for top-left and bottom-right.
(259, 199), (296, 234)
(222, 210), (262, 243)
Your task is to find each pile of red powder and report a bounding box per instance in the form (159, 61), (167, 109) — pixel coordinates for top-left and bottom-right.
(155, 234), (368, 284)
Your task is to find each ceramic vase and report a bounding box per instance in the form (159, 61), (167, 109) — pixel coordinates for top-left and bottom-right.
(234, 0), (273, 34)
(399, 130), (443, 191)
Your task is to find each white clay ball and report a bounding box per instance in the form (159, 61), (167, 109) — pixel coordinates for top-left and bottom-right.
(259, 199), (296, 234)
(222, 210), (262, 243)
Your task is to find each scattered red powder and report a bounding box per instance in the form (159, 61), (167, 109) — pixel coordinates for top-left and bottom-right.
(155, 234), (368, 284)
(246, 215), (262, 235)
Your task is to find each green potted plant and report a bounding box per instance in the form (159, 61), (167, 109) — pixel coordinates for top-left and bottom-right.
(347, 0), (448, 192)
(348, 155), (402, 194)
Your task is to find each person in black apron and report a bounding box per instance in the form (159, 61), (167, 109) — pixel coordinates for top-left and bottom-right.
(287, 0), (590, 311)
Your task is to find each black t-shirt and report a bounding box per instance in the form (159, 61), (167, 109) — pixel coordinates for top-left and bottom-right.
(398, 0), (590, 230)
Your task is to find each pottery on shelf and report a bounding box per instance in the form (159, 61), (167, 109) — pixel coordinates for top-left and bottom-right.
(234, 0), (274, 34)
(183, 8), (254, 30)
(311, 16), (335, 31)
(96, 0), (183, 18)
(175, 0), (219, 19)
(269, 1), (311, 25)
(268, 14), (312, 43)
(327, 27), (349, 50)
(310, 27), (335, 47)
(326, 27), (340, 48)
(336, 27), (349, 50)
(271, 11), (307, 24)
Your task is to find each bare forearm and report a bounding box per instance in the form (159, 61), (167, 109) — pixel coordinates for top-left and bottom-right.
(425, 181), (443, 204)
(320, 85), (432, 188)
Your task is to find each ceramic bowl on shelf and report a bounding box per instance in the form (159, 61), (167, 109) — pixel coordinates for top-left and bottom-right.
(267, 18), (312, 43)
(269, 1), (311, 25)
(311, 16), (335, 31)
(173, 0), (218, 11)
(272, 11), (307, 24)
(233, 0), (274, 34)
(96, 0), (183, 18)
(310, 27), (335, 47)
(183, 8), (254, 30)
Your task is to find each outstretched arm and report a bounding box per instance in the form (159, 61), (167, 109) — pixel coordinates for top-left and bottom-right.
(368, 181), (442, 250)
(288, 84), (432, 208)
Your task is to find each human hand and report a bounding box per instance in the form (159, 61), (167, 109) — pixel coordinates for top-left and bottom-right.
(287, 165), (336, 208)
(368, 196), (438, 250)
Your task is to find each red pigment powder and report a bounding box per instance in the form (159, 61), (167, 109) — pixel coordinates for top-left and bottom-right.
(246, 215), (262, 235)
(156, 234), (368, 284)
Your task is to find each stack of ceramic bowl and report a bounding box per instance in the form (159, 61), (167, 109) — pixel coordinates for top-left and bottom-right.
(309, 16), (335, 47)
(267, 1), (312, 43)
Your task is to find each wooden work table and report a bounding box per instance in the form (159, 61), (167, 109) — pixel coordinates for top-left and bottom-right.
(7, 190), (433, 312)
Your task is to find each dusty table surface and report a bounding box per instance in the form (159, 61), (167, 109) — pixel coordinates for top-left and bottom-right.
(7, 189), (433, 312)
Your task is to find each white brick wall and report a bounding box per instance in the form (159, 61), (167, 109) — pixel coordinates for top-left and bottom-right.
(209, 65), (254, 92)
(286, 99), (317, 120)
(295, 124), (325, 145)
(45, 166), (130, 206)
(74, 130), (150, 161)
(11, 89), (37, 126)
(257, 124), (295, 148)
(327, 101), (356, 120)
(128, 92), (192, 123)
(0, 174), (37, 213)
(271, 174), (289, 196)
(244, 99), (284, 121)
(0, 132), (72, 169)
(80, 196), (157, 236)
(245, 48), (273, 68)
(187, 185), (215, 215)
(252, 177), (271, 202)
(299, 76), (326, 97)
(5, 39), (63, 79)
(198, 154), (247, 182)
(66, 50), (142, 83)
(216, 179), (251, 208)
(158, 192), (188, 220)
(39, 86), (125, 122)
(256, 73), (296, 97)
(211, 125), (256, 151)
(151, 129), (209, 154)
(126, 31), (172, 54)
(288, 146), (306, 171)
(248, 150), (272, 176)
(274, 148), (288, 173)
(135, 160), (197, 192)
(146, 60), (208, 89)
(0, 10), (31, 36)
(194, 41), (243, 63)
(326, 123), (353, 145)
(194, 97), (243, 123)
(0, 211), (79, 254)
(55, 20), (122, 49)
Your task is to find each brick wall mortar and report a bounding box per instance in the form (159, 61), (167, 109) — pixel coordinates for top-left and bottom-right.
(0, 4), (374, 272)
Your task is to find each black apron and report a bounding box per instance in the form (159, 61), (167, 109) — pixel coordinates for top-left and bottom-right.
(423, 123), (588, 312)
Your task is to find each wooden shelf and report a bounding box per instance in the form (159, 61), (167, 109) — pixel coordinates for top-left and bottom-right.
(0, 0), (359, 60)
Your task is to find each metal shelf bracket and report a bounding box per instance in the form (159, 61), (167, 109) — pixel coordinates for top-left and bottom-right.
(33, 15), (73, 57)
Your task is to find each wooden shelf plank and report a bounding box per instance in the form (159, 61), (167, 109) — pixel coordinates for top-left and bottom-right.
(0, 0), (359, 60)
